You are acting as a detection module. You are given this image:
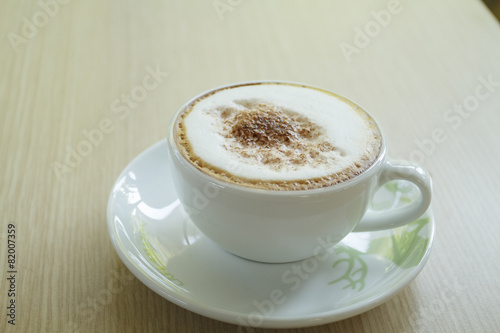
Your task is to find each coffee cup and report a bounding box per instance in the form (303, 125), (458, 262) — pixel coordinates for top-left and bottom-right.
(167, 81), (432, 263)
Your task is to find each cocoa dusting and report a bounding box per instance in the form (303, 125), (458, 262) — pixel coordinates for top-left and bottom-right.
(218, 103), (336, 169)
(230, 104), (299, 147)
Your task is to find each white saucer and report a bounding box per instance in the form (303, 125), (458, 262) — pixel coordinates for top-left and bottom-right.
(107, 140), (435, 329)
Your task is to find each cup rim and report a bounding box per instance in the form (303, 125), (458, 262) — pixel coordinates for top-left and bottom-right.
(167, 80), (387, 195)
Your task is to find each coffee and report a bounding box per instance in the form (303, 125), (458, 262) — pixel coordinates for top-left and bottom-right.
(174, 82), (382, 190)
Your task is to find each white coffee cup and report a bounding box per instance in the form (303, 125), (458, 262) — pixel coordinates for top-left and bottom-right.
(167, 82), (432, 263)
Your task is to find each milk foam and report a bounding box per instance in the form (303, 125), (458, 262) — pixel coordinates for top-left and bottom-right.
(175, 83), (381, 190)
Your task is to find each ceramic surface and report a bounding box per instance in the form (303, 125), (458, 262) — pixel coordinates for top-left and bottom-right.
(107, 140), (434, 329)
(167, 85), (432, 262)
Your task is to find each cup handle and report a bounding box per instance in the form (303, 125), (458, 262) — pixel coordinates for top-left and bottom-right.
(353, 160), (432, 232)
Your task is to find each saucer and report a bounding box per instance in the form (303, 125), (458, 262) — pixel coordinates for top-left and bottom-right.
(106, 140), (434, 329)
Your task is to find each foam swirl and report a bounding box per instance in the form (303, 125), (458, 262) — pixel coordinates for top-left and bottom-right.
(175, 83), (382, 190)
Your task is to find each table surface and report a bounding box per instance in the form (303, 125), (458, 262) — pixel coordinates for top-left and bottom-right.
(1, 0), (500, 332)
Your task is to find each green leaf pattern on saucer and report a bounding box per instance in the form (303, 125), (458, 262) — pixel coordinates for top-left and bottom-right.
(136, 219), (184, 287)
(328, 181), (430, 291)
(329, 246), (368, 291)
(133, 180), (428, 293)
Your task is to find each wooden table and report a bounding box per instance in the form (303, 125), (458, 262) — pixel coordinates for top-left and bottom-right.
(1, 0), (500, 332)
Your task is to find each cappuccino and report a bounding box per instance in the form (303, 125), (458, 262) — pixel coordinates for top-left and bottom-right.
(174, 82), (382, 190)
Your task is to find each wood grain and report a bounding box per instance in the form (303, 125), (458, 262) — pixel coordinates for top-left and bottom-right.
(1, 0), (500, 332)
